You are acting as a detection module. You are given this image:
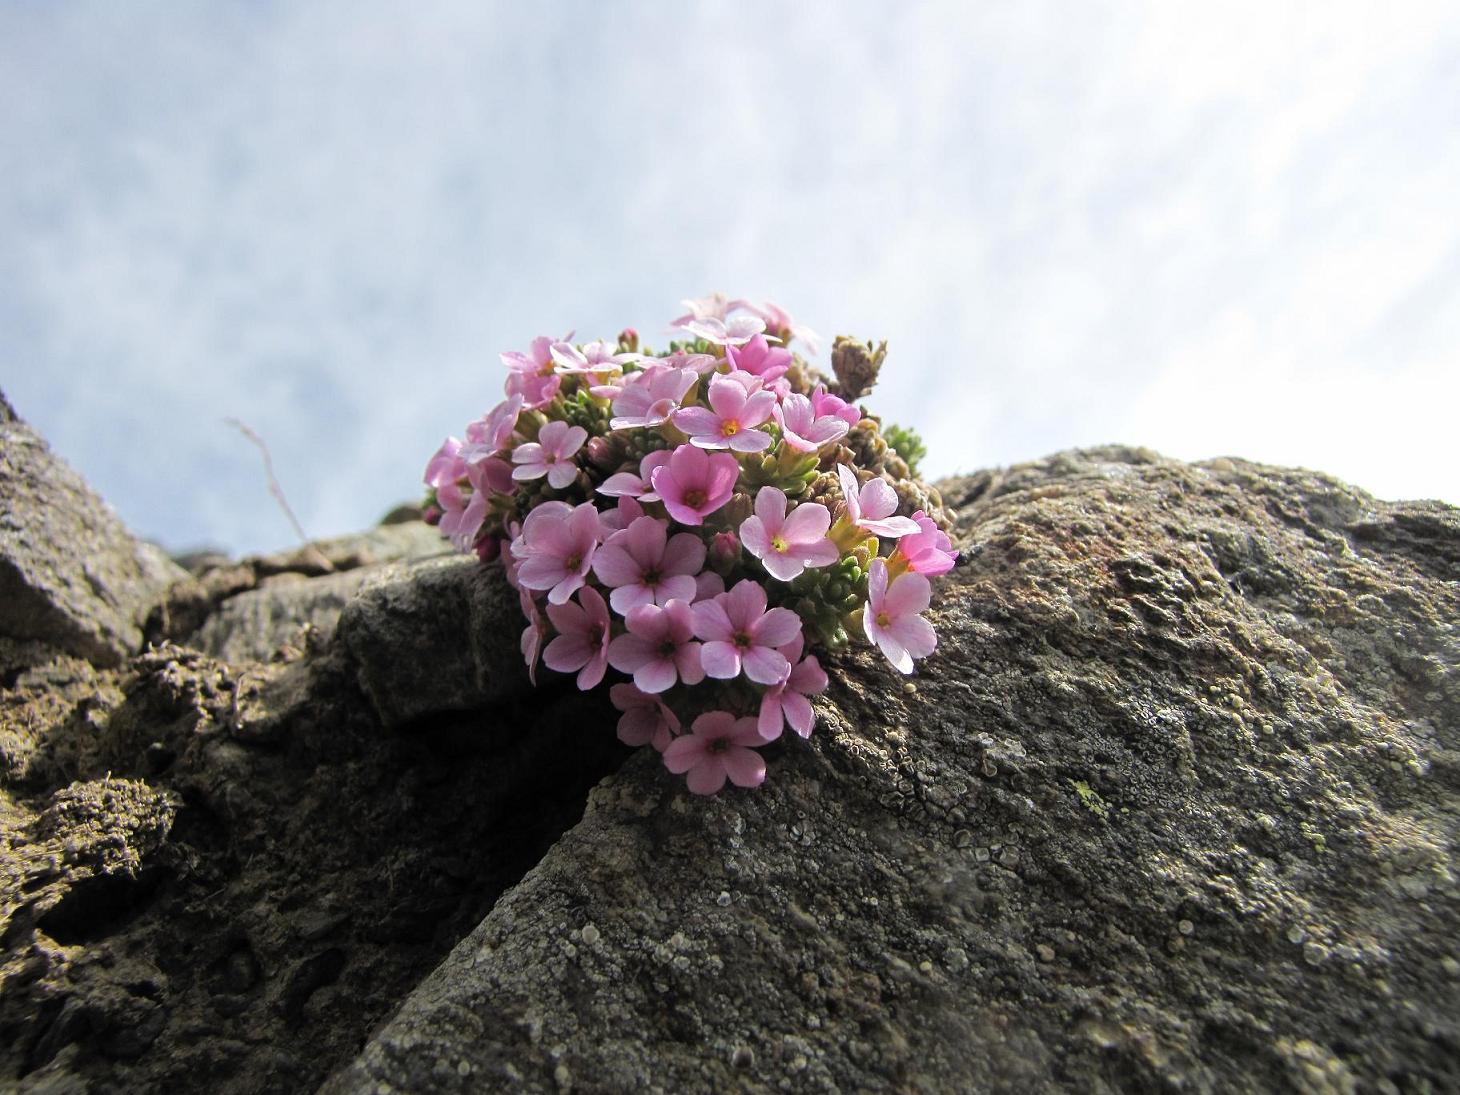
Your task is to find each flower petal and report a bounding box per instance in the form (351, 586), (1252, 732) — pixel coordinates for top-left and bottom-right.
(883, 571), (933, 618)
(685, 759), (728, 795)
(663, 736), (704, 774)
(634, 657), (677, 695)
(721, 746), (766, 789)
(754, 607), (803, 649)
(742, 645), (791, 686)
(700, 641), (742, 679)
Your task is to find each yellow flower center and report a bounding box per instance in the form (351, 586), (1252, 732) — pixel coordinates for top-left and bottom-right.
(771, 535), (788, 553)
(876, 610), (891, 628)
(723, 419), (740, 436)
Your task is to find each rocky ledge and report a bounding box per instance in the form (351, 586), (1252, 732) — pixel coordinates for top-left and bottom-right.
(1, 394), (1456, 1093)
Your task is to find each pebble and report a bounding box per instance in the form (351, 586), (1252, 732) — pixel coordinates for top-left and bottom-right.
(1303, 941), (1327, 966)
(732, 1045), (755, 1069)
(974, 847), (991, 863)
(580, 924), (600, 946)
(1036, 944), (1055, 962)
(1441, 957), (1460, 978)
(1177, 919), (1194, 936)
(953, 829), (973, 849)
(717, 891), (733, 907)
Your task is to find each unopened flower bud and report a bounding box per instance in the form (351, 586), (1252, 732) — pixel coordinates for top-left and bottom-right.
(710, 531), (740, 574)
(475, 536), (500, 563)
(830, 336), (886, 401)
(422, 503), (442, 526)
(618, 327), (639, 353)
(585, 435), (618, 471)
(723, 491), (753, 527)
(851, 544), (873, 569)
(518, 410), (547, 443)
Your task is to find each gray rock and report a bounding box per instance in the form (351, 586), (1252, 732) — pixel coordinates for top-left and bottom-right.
(155, 521), (452, 653)
(248, 521), (451, 578)
(190, 569), (374, 664)
(1, 397), (185, 668)
(327, 448), (1460, 1094)
(336, 556), (530, 728)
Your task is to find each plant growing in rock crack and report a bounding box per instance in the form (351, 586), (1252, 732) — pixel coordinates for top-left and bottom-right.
(423, 294), (957, 794)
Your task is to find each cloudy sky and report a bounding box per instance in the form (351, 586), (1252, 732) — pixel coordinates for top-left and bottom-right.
(3, 2), (1457, 555)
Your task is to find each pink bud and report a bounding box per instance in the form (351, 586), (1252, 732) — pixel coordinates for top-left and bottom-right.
(476, 536), (501, 563)
(710, 531), (741, 574)
(422, 504), (443, 526)
(585, 436), (617, 470)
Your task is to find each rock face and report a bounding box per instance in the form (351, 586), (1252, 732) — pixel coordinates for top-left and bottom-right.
(187, 523), (451, 665)
(2, 439), (1457, 1094)
(328, 447), (1459, 1094)
(0, 395), (186, 669)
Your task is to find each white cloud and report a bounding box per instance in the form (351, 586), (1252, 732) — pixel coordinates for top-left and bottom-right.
(1, 1), (1456, 553)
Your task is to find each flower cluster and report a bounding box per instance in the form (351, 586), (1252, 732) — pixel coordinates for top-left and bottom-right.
(423, 295), (956, 794)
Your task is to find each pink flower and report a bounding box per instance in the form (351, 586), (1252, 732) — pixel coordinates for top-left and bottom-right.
(597, 495), (646, 535)
(513, 501), (603, 605)
(758, 634), (829, 740)
(739, 486), (839, 581)
(663, 711), (768, 794)
(437, 457), (509, 552)
(811, 385), (861, 429)
(550, 339), (638, 375)
(543, 586), (611, 690)
(863, 558), (936, 674)
(610, 683), (679, 751)
(592, 515), (707, 614)
(519, 588), (544, 685)
(502, 518), (524, 588)
(691, 579), (802, 684)
(671, 292), (732, 327)
(836, 465), (920, 538)
(657, 350), (719, 375)
(694, 570), (726, 602)
(461, 395), (524, 463)
(597, 450), (672, 501)
(724, 334), (792, 382)
(610, 368), (697, 430)
(730, 299), (821, 355)
(775, 393), (851, 453)
(512, 420), (587, 489)
(672, 373), (777, 452)
(607, 600), (705, 694)
(503, 337), (562, 408)
(651, 444), (740, 526)
(895, 512), (958, 576)
(677, 314), (768, 348)
(424, 437), (465, 489)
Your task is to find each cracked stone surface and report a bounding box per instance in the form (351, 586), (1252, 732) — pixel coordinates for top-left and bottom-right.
(0, 392), (185, 670)
(327, 447), (1459, 1094)
(1, 438), (1456, 1094)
